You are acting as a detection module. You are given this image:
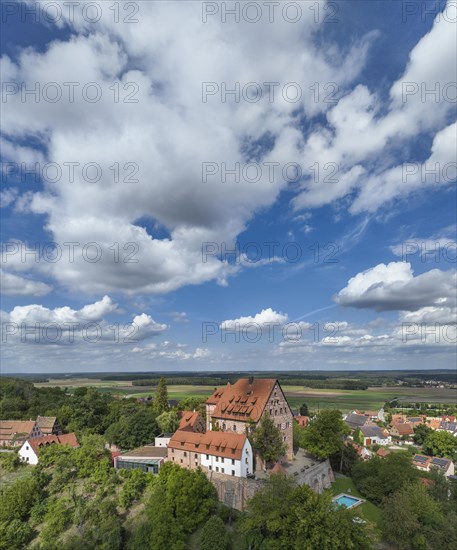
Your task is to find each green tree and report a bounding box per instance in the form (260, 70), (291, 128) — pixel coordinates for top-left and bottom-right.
(330, 442), (360, 475)
(293, 420), (304, 453)
(105, 408), (158, 449)
(153, 377), (169, 414)
(413, 423), (432, 445)
(156, 410), (180, 434)
(250, 413), (287, 466)
(240, 474), (372, 549)
(199, 516), (230, 550)
(0, 519), (33, 550)
(119, 469), (149, 508)
(424, 430), (457, 459)
(0, 477), (41, 522)
(381, 482), (450, 550)
(352, 453), (419, 504)
(299, 402), (309, 416)
(353, 428), (364, 446)
(300, 409), (349, 459)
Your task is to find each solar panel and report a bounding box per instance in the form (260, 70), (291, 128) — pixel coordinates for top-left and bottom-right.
(414, 455), (428, 464)
(431, 458), (448, 466)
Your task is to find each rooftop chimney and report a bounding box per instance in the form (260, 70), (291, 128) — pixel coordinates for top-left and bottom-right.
(248, 376), (254, 385)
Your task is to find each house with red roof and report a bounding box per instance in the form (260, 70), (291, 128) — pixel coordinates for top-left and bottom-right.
(178, 410), (205, 433)
(390, 422), (415, 439)
(205, 377), (293, 459)
(168, 429), (253, 477)
(19, 433), (79, 465)
(294, 415), (309, 428)
(0, 420), (42, 447)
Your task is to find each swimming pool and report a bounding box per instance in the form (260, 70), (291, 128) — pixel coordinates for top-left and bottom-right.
(332, 493), (364, 509)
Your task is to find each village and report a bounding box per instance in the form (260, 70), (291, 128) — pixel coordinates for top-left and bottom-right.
(2, 377), (456, 509)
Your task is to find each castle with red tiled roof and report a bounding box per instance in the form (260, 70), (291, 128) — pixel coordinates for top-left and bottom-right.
(205, 377), (293, 459)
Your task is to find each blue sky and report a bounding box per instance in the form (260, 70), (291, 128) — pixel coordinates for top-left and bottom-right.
(1, 0), (456, 373)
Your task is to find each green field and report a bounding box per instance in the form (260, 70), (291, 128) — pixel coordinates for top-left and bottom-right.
(33, 378), (456, 413)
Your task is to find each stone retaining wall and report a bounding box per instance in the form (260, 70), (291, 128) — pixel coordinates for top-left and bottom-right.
(206, 459), (335, 510)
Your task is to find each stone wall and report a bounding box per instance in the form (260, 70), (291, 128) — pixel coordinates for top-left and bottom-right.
(206, 459), (335, 511)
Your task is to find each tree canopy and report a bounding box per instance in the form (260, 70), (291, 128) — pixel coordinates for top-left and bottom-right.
(153, 377), (169, 414)
(423, 430), (457, 459)
(352, 453), (420, 504)
(240, 474), (373, 549)
(250, 413), (287, 466)
(300, 409), (350, 459)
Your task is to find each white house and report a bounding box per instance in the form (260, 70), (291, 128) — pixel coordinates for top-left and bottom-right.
(413, 454), (455, 477)
(167, 429), (253, 478)
(154, 434), (173, 447)
(19, 433), (79, 465)
(359, 426), (391, 447)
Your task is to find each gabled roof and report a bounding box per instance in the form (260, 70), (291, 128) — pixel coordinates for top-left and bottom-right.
(36, 416), (58, 434)
(360, 426), (388, 438)
(0, 420), (37, 440)
(28, 433), (79, 454)
(168, 429), (247, 460)
(376, 448), (390, 458)
(179, 411), (202, 432)
(36, 416), (57, 428)
(345, 413), (371, 428)
(428, 419), (441, 430)
(295, 415), (309, 427)
(206, 379), (283, 423)
(392, 422), (414, 435)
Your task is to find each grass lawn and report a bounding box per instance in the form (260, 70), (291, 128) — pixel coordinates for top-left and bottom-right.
(329, 477), (382, 528)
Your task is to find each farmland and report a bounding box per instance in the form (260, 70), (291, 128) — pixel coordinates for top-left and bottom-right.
(33, 378), (457, 413)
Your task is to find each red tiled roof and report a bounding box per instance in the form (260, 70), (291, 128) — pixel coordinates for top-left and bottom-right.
(206, 379), (283, 422)
(28, 433), (79, 454)
(428, 419), (441, 430)
(168, 429), (247, 460)
(0, 420), (37, 440)
(295, 415), (309, 427)
(179, 411), (202, 431)
(392, 422), (414, 435)
(376, 448), (390, 458)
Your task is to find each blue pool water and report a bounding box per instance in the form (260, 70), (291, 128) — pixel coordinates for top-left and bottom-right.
(333, 494), (363, 508)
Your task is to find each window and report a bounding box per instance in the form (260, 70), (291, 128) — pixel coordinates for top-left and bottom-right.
(216, 467), (219, 472)
(221, 468), (225, 473)
(275, 410), (277, 416)
(180, 459), (183, 463)
(206, 454), (209, 459)
(232, 459), (235, 465)
(209, 465), (212, 471)
(222, 423), (226, 430)
(233, 425), (237, 432)
(184, 451), (187, 457)
(216, 456), (219, 462)
(232, 470), (235, 476)
(195, 453), (198, 459)
(245, 458), (248, 464)
(26, 446), (29, 450)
